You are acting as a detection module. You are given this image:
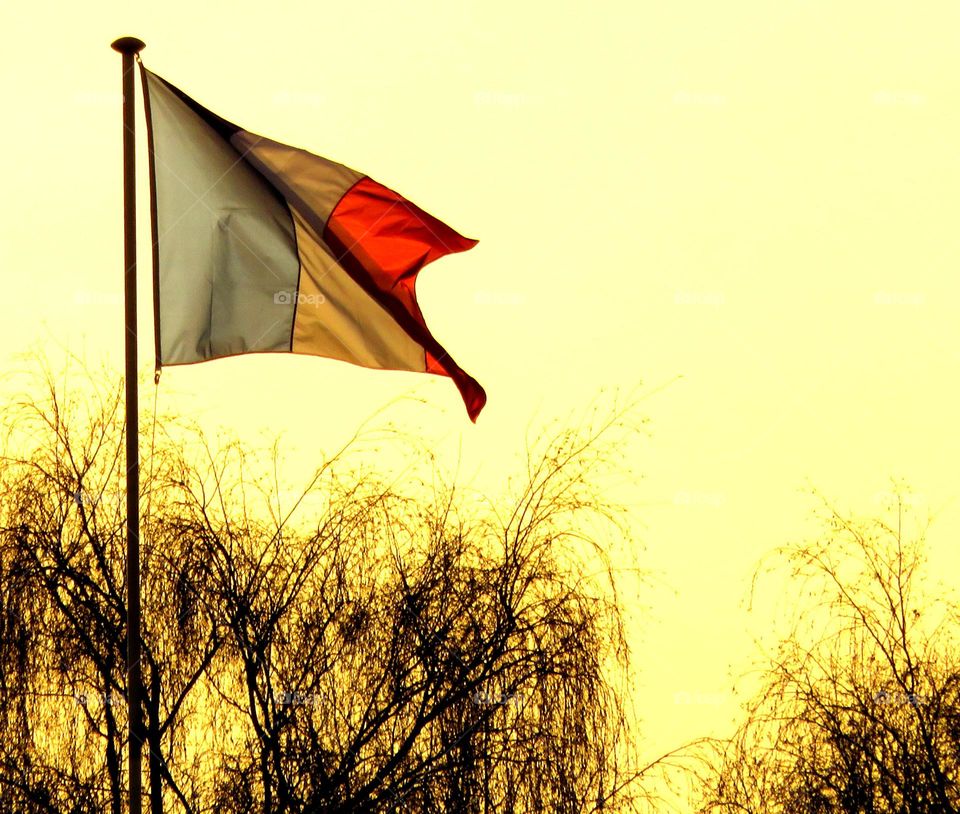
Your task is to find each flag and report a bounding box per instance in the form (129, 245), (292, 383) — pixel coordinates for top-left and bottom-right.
(138, 67), (485, 421)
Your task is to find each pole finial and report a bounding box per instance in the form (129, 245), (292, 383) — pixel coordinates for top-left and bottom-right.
(111, 37), (146, 55)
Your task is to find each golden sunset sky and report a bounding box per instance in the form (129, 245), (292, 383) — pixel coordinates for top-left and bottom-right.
(3, 0), (960, 794)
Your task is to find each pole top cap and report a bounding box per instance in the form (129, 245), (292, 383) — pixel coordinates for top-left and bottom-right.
(111, 37), (146, 55)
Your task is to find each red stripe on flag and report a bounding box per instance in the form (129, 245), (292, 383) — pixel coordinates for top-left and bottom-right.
(323, 177), (486, 421)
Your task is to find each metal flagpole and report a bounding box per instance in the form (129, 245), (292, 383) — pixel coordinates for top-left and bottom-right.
(111, 34), (146, 814)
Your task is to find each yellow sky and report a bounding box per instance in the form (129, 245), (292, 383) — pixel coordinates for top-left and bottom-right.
(4, 0), (960, 798)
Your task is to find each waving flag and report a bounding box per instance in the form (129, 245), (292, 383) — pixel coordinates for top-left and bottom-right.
(139, 67), (485, 420)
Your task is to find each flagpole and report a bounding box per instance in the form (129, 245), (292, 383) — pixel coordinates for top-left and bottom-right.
(111, 34), (146, 814)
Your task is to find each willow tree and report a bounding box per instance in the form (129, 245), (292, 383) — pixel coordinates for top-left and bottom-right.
(0, 360), (656, 814)
(698, 493), (960, 814)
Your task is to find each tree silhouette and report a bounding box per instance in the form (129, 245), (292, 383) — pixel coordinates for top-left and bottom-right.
(697, 491), (960, 814)
(0, 360), (657, 814)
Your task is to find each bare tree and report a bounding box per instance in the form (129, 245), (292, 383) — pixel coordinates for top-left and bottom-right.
(697, 490), (960, 814)
(0, 361), (228, 814)
(0, 360), (659, 814)
(172, 404), (653, 813)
